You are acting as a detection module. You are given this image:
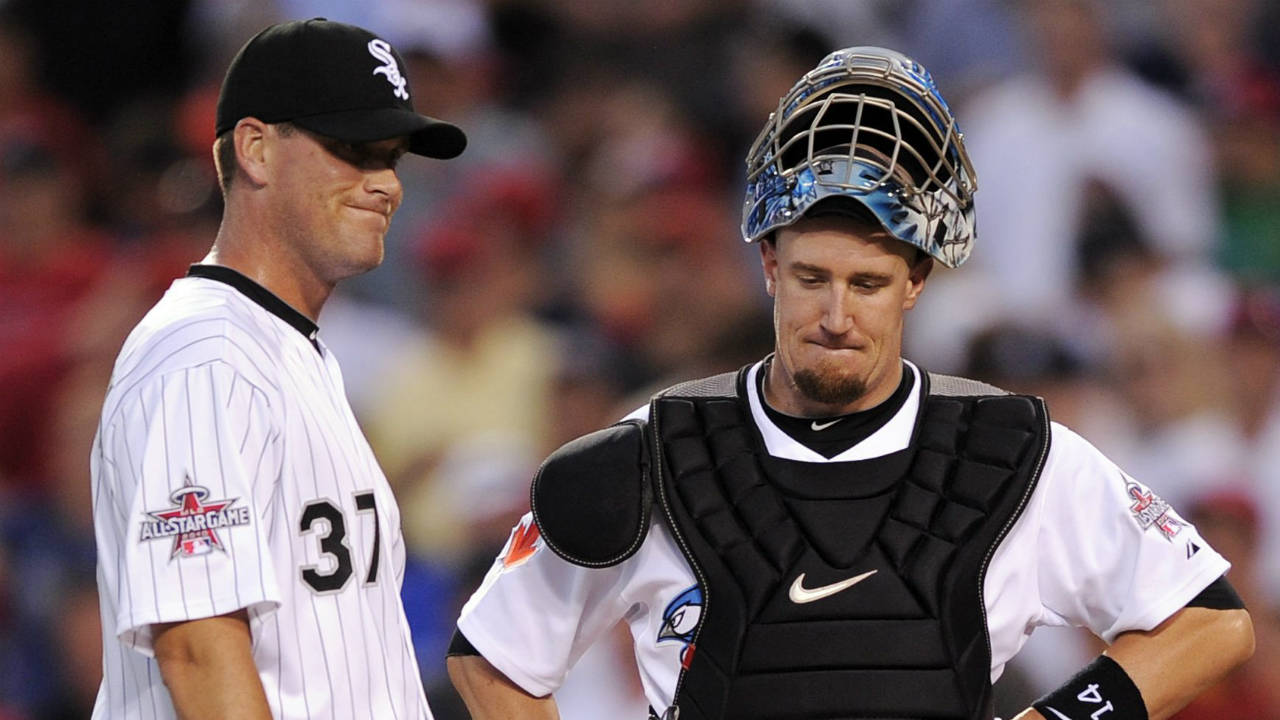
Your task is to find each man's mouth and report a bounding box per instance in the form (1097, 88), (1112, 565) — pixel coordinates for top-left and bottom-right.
(809, 339), (863, 352)
(346, 204), (391, 224)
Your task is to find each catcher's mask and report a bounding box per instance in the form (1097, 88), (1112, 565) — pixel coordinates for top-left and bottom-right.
(741, 47), (977, 268)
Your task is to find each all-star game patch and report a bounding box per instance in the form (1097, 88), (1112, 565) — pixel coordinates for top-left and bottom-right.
(140, 480), (251, 559)
(1124, 478), (1184, 541)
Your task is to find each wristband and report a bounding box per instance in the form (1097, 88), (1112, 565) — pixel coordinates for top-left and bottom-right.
(1032, 654), (1148, 720)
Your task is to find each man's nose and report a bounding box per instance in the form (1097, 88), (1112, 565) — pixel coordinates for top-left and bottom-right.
(365, 167), (403, 213)
(820, 288), (855, 335)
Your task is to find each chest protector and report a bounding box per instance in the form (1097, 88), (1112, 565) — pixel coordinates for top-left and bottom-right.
(651, 368), (1049, 720)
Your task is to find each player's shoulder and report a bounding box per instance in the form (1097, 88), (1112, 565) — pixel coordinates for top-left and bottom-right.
(1023, 421), (1141, 519)
(924, 371), (1012, 398)
(107, 278), (286, 398)
(531, 410), (652, 568)
(1042, 420), (1115, 475)
(922, 371), (1052, 432)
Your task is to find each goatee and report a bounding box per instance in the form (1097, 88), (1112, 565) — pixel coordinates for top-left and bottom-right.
(793, 367), (868, 406)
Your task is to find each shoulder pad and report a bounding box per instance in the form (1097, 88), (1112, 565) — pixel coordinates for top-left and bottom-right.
(926, 372), (1010, 397)
(655, 370), (739, 399)
(531, 419), (651, 568)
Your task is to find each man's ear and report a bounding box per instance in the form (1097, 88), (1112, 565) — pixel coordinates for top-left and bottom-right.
(233, 118), (271, 187)
(903, 254), (933, 310)
(760, 239), (778, 297)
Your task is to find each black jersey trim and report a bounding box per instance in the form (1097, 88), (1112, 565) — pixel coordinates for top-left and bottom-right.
(186, 264), (320, 351)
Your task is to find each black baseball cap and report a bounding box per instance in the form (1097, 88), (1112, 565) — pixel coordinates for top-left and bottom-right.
(215, 18), (467, 159)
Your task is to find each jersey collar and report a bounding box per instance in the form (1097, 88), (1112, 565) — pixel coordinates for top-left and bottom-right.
(746, 359), (922, 462)
(186, 264), (321, 351)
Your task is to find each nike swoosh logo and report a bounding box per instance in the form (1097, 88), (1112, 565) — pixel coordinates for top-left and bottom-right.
(1042, 707), (1071, 720)
(788, 569), (877, 604)
(810, 419), (842, 431)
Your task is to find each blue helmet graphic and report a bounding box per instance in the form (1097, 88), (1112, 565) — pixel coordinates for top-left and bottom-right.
(742, 47), (978, 268)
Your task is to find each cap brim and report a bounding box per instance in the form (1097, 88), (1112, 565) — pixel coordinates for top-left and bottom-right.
(293, 107), (467, 159)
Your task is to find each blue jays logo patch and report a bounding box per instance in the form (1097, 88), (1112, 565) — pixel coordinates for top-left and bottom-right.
(140, 481), (251, 559)
(657, 585), (703, 667)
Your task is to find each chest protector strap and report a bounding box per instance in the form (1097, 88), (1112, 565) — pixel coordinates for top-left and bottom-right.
(652, 368), (1049, 720)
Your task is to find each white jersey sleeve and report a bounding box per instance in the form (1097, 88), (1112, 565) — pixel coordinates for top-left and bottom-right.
(96, 360), (282, 656)
(988, 422), (1230, 650)
(456, 513), (634, 697)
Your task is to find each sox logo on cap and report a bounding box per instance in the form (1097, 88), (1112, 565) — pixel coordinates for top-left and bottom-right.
(368, 39), (409, 100)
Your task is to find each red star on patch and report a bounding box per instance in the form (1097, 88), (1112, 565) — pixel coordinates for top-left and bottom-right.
(149, 482), (235, 558)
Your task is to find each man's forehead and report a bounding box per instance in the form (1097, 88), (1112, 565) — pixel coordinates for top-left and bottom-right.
(344, 135), (412, 152)
(293, 125), (410, 151)
(782, 212), (893, 239)
(776, 221), (913, 262)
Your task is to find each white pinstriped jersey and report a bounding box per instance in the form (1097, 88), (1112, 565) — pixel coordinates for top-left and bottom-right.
(91, 266), (432, 720)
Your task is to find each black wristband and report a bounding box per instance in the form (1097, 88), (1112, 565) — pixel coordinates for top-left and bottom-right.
(1032, 654), (1148, 720)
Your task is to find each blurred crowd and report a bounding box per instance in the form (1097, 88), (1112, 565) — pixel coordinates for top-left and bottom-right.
(1, 0), (1279, 718)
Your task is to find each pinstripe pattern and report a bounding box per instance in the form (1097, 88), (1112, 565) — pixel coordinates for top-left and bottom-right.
(91, 276), (433, 719)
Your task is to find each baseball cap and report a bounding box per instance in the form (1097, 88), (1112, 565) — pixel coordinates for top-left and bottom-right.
(215, 18), (466, 159)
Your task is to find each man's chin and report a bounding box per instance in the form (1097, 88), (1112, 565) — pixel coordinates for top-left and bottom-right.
(332, 251), (384, 282)
(793, 367), (868, 407)
(348, 235), (386, 273)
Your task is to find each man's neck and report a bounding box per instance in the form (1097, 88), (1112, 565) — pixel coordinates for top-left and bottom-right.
(205, 227), (332, 321)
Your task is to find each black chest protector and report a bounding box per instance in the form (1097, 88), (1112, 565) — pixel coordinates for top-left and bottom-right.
(649, 368), (1049, 720)
(529, 366), (1051, 720)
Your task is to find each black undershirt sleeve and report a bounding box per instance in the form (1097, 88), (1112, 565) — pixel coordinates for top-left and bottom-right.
(447, 627), (481, 657)
(1185, 575), (1245, 610)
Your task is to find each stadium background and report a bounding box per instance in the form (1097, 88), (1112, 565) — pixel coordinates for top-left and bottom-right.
(1, 0), (1279, 717)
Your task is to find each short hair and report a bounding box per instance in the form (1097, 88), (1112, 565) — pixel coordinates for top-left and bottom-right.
(213, 121), (297, 196)
(213, 131), (236, 196)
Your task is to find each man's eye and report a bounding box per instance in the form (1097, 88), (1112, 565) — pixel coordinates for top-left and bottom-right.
(326, 138), (404, 170)
(326, 142), (360, 161)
